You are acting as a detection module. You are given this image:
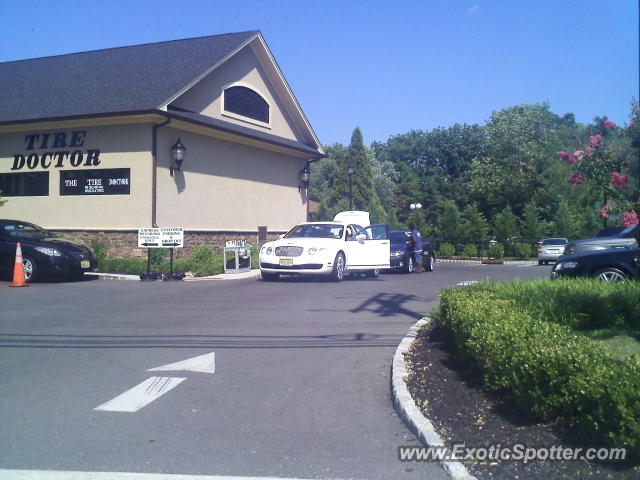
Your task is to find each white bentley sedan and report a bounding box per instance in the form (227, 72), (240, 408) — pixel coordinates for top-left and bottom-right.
(259, 211), (390, 281)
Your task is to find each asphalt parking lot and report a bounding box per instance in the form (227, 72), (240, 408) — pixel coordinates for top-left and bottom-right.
(0, 262), (551, 480)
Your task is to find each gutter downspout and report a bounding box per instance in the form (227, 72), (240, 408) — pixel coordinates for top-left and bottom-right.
(151, 117), (171, 227)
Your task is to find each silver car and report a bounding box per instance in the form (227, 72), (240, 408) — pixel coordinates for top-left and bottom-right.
(537, 238), (569, 265)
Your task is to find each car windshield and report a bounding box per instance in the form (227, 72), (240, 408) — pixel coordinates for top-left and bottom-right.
(541, 238), (566, 245)
(390, 231), (411, 243)
(284, 224), (344, 239)
(2, 223), (56, 240)
(618, 225), (639, 238)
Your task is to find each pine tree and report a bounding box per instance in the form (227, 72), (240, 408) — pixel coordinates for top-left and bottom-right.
(520, 201), (544, 244)
(322, 127), (387, 223)
(437, 201), (464, 246)
(493, 204), (520, 252)
(461, 203), (490, 245)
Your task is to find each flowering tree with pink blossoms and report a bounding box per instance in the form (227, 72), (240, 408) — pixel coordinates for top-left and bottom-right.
(558, 117), (638, 228)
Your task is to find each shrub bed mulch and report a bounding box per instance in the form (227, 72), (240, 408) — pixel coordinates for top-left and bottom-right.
(404, 325), (639, 479)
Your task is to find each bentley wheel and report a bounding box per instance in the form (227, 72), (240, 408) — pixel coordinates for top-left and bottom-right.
(331, 252), (345, 282)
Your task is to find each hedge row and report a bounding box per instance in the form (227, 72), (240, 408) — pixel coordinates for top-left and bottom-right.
(95, 244), (258, 277)
(472, 279), (640, 330)
(439, 287), (640, 454)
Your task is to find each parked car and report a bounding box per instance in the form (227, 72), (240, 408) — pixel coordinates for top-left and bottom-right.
(536, 238), (568, 265)
(551, 247), (639, 282)
(388, 230), (436, 273)
(258, 211), (390, 282)
(0, 219), (97, 282)
(563, 224), (639, 256)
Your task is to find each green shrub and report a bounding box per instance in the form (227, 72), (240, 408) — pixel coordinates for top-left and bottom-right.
(438, 243), (455, 258)
(100, 257), (147, 274)
(488, 242), (504, 259)
(150, 248), (168, 264)
(439, 286), (640, 453)
(461, 244), (478, 259)
(191, 244), (214, 264)
(514, 242), (532, 260)
(90, 238), (107, 264)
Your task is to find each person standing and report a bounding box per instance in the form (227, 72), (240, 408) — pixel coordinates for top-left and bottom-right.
(408, 223), (424, 272)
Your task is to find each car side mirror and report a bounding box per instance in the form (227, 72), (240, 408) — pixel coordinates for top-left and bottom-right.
(278, 234), (285, 239)
(356, 233), (367, 243)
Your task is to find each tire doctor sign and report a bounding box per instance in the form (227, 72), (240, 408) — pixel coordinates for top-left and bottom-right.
(138, 228), (184, 248)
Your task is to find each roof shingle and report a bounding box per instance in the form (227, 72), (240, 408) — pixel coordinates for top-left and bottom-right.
(0, 31), (259, 123)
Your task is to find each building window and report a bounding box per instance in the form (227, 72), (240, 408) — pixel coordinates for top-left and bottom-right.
(223, 85), (269, 124)
(0, 172), (49, 196)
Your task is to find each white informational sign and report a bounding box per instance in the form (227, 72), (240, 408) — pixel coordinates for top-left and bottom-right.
(138, 228), (162, 248)
(138, 227), (184, 248)
(160, 227), (184, 248)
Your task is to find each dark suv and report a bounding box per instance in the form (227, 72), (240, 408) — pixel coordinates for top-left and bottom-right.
(563, 224), (638, 256)
(0, 219), (97, 282)
(388, 230), (436, 273)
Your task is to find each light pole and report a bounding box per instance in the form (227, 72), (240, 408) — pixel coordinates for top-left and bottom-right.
(347, 162), (354, 210)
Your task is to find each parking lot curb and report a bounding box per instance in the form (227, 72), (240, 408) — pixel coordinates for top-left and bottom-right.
(89, 269), (262, 282)
(392, 318), (477, 480)
(437, 259), (538, 265)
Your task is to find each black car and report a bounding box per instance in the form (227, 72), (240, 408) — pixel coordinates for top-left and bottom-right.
(0, 219), (97, 282)
(388, 230), (436, 273)
(563, 224), (639, 256)
(551, 247), (639, 282)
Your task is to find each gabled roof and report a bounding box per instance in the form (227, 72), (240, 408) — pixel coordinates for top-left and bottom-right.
(0, 31), (324, 156)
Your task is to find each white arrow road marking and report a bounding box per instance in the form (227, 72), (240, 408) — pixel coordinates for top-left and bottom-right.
(95, 376), (186, 412)
(147, 351), (215, 374)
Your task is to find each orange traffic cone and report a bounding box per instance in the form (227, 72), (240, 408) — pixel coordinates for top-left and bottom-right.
(9, 242), (30, 287)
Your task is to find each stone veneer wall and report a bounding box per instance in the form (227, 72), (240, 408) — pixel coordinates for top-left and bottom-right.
(52, 230), (286, 259)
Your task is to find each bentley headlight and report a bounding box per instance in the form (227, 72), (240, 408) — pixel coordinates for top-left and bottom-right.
(266, 247), (272, 255)
(35, 246), (62, 257)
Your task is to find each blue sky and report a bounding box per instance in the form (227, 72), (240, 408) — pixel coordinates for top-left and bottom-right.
(0, 0), (637, 146)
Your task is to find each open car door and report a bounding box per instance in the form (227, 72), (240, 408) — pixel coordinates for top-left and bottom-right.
(349, 224), (390, 270)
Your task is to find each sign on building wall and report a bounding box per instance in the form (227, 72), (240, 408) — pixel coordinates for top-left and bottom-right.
(60, 168), (130, 195)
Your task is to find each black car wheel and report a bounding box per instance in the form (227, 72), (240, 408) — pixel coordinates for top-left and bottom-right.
(404, 256), (414, 273)
(23, 256), (37, 282)
(367, 268), (380, 278)
(261, 271), (280, 281)
(425, 255), (435, 272)
(331, 252), (345, 282)
(593, 267), (627, 283)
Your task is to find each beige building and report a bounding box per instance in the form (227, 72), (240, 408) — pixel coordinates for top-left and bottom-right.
(0, 31), (324, 257)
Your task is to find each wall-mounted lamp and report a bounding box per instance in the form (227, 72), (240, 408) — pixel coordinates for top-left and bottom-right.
(299, 164), (310, 192)
(170, 137), (186, 176)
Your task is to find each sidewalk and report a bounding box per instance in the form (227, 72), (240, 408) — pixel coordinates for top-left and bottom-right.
(87, 269), (262, 282)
